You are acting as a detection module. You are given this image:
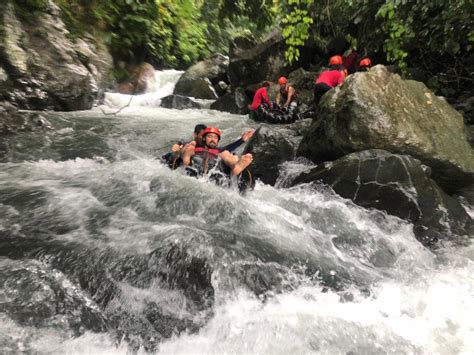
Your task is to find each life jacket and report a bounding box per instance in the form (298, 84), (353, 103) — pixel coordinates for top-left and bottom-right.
(191, 146), (221, 175)
(194, 147), (220, 157)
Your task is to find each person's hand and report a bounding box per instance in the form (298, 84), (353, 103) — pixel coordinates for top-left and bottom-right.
(183, 141), (196, 150)
(171, 144), (183, 153)
(241, 129), (255, 142)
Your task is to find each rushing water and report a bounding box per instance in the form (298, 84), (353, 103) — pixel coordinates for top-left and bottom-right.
(0, 71), (473, 354)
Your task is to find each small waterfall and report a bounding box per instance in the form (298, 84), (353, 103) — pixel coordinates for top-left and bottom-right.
(103, 69), (184, 109)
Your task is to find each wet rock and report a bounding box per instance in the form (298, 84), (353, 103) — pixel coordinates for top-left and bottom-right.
(0, 258), (107, 333)
(117, 62), (155, 95)
(291, 149), (473, 247)
(288, 68), (318, 106)
(160, 95), (201, 110)
(228, 28), (287, 88)
(244, 126), (295, 185)
(456, 184), (474, 207)
(215, 80), (230, 97)
(0, 233), (215, 350)
(297, 65), (474, 193)
(210, 87), (250, 114)
(174, 54), (228, 99)
(0, 108), (52, 135)
(0, 1), (113, 111)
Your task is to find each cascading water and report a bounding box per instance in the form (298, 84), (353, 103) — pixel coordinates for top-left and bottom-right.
(0, 71), (473, 354)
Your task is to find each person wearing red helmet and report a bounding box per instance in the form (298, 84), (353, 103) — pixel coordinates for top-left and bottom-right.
(250, 81), (272, 112)
(181, 126), (253, 176)
(313, 55), (348, 106)
(358, 57), (372, 71)
(249, 81), (274, 122)
(275, 76), (297, 111)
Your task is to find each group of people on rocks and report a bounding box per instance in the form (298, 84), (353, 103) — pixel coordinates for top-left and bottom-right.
(249, 55), (372, 120)
(162, 54), (372, 182)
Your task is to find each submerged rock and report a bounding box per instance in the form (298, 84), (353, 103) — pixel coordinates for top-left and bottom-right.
(292, 149), (473, 247)
(297, 65), (474, 193)
(160, 95), (201, 110)
(210, 87), (250, 114)
(0, 106), (52, 135)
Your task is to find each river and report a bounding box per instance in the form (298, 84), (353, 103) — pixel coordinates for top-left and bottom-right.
(0, 70), (473, 354)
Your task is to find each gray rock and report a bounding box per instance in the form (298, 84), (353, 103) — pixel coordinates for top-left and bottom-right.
(0, 109), (52, 135)
(160, 95), (201, 110)
(244, 126), (295, 185)
(228, 28), (286, 88)
(215, 81), (229, 97)
(291, 150), (473, 247)
(210, 87), (250, 114)
(297, 65), (474, 193)
(174, 54), (228, 99)
(0, 0), (113, 111)
(0, 67), (8, 83)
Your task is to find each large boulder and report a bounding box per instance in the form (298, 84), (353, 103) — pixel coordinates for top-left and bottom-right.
(160, 95), (201, 110)
(288, 68), (318, 106)
(0, 1), (113, 111)
(244, 126), (296, 185)
(297, 65), (474, 193)
(173, 54), (228, 99)
(210, 87), (250, 114)
(291, 150), (473, 247)
(228, 29), (287, 88)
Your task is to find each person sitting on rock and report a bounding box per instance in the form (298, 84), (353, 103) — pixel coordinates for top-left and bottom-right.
(313, 55), (348, 106)
(358, 57), (372, 71)
(275, 76), (297, 112)
(181, 126), (253, 176)
(249, 81), (272, 121)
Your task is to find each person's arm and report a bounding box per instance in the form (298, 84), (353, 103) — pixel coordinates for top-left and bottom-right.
(218, 129), (255, 152)
(262, 88), (272, 106)
(337, 71), (345, 86)
(275, 91), (281, 105)
(284, 86), (295, 106)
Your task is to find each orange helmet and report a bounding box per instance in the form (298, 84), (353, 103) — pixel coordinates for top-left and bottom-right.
(202, 126), (221, 140)
(359, 57), (372, 67)
(278, 76), (287, 85)
(329, 55), (343, 66)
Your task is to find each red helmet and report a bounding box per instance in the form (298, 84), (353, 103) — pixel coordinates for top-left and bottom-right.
(329, 55), (343, 66)
(359, 57), (372, 67)
(278, 76), (287, 85)
(202, 126), (221, 140)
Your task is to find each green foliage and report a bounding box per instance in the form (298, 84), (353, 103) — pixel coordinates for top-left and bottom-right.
(281, 0), (314, 64)
(279, 0), (473, 92)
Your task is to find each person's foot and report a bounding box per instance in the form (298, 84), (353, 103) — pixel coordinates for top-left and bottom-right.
(181, 141), (196, 166)
(232, 153), (253, 175)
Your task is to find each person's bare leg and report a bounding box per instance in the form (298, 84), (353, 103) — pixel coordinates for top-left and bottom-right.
(219, 150), (239, 168)
(181, 142), (196, 166)
(232, 153), (253, 175)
